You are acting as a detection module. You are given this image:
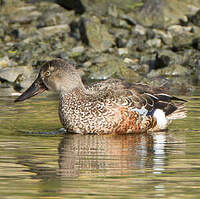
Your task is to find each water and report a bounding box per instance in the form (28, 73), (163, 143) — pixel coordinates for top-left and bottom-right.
(0, 94), (200, 198)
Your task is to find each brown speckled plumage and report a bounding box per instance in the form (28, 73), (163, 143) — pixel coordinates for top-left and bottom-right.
(15, 59), (187, 134)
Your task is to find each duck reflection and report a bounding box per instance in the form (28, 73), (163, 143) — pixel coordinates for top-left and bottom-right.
(57, 133), (159, 177)
(13, 131), (175, 197)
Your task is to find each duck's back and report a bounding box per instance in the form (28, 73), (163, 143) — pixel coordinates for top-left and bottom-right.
(59, 79), (186, 134)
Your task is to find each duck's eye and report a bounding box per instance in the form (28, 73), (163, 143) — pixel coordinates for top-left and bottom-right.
(44, 71), (51, 77)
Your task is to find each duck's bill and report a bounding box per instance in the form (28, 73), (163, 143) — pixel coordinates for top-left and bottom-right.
(14, 77), (47, 102)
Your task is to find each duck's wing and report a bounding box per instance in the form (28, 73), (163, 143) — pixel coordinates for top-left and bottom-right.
(126, 82), (186, 116)
(89, 79), (186, 118)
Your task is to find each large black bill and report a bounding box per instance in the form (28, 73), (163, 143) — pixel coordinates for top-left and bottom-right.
(14, 77), (47, 102)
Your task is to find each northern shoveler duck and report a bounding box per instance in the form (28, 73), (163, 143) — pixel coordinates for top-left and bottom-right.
(15, 59), (186, 134)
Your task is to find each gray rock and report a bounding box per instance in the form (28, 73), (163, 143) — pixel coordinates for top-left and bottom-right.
(71, 46), (85, 54)
(80, 15), (115, 52)
(82, 61), (92, 68)
(146, 38), (162, 48)
(36, 3), (73, 28)
(118, 48), (128, 55)
(154, 50), (185, 69)
(153, 29), (173, 45)
(37, 24), (70, 38)
(88, 54), (120, 80)
(148, 64), (192, 78)
(0, 56), (17, 69)
(183, 49), (200, 69)
(9, 8), (41, 24)
(192, 37), (200, 50)
(190, 10), (200, 27)
(93, 54), (112, 64)
(134, 24), (146, 35)
(143, 76), (195, 95)
(88, 62), (118, 80)
(88, 54), (142, 82)
(54, 0), (85, 15)
(171, 33), (195, 51)
(69, 46), (86, 59)
(0, 65), (36, 89)
(134, 0), (200, 28)
(81, 0), (144, 16)
(168, 25), (193, 35)
(127, 35), (147, 52)
(128, 63), (149, 74)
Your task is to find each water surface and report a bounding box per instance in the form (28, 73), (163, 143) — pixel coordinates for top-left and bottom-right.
(0, 93), (200, 198)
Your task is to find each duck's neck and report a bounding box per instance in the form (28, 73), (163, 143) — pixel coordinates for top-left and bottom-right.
(60, 79), (87, 95)
(60, 84), (88, 99)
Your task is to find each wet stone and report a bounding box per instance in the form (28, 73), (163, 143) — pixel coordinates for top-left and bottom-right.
(148, 64), (192, 78)
(154, 50), (185, 68)
(146, 38), (162, 48)
(190, 10), (200, 27)
(9, 9), (41, 24)
(192, 37), (200, 50)
(168, 25), (193, 35)
(71, 46), (85, 53)
(153, 29), (173, 45)
(36, 4), (73, 28)
(0, 65), (36, 89)
(134, 24), (146, 35)
(37, 24), (70, 38)
(128, 63), (149, 74)
(0, 56), (17, 68)
(133, 0), (200, 28)
(118, 48), (128, 55)
(183, 49), (200, 69)
(80, 15), (115, 52)
(171, 33), (195, 51)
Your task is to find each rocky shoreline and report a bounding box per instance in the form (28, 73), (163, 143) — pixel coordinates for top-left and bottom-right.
(0, 0), (200, 96)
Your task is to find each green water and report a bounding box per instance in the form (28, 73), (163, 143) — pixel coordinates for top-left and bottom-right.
(0, 94), (200, 199)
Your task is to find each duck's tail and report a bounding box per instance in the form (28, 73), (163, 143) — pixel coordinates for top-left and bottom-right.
(166, 102), (186, 120)
(151, 99), (187, 131)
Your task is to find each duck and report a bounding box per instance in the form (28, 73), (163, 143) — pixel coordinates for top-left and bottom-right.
(15, 58), (186, 134)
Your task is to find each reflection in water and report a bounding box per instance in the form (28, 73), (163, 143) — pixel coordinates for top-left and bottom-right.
(57, 133), (167, 178)
(10, 132), (171, 198)
(11, 132), (171, 198)
(13, 132), (171, 198)
(153, 133), (166, 174)
(2, 96), (200, 198)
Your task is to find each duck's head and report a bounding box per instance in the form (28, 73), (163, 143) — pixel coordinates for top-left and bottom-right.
(15, 59), (83, 102)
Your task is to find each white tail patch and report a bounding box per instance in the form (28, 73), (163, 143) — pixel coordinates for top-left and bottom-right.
(153, 109), (168, 130)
